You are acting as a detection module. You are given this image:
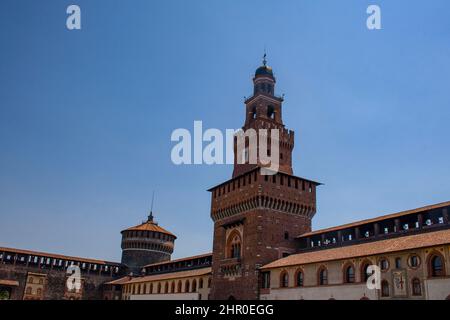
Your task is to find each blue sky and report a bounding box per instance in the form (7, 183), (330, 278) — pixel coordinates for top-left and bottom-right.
(0, 0), (449, 262)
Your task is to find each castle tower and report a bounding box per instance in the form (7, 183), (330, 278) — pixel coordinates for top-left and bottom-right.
(120, 212), (176, 274)
(233, 54), (294, 178)
(209, 57), (320, 299)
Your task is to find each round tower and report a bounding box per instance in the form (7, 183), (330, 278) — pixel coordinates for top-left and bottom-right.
(120, 212), (176, 274)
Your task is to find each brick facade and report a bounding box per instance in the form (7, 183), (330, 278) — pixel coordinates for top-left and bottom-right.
(0, 262), (117, 300)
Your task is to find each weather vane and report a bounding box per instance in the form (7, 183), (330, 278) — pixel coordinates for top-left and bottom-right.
(263, 47), (267, 66)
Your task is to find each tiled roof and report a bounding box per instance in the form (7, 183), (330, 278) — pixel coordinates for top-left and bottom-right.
(297, 201), (450, 238)
(123, 267), (212, 284)
(0, 279), (19, 286)
(122, 221), (176, 237)
(262, 228), (450, 270)
(0, 246), (120, 266)
(104, 276), (133, 285)
(144, 253), (212, 268)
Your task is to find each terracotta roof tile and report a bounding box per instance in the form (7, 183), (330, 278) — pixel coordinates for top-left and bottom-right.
(104, 276), (133, 285)
(123, 267), (212, 284)
(0, 279), (19, 286)
(297, 201), (450, 238)
(144, 253), (212, 268)
(262, 228), (450, 270)
(122, 221), (176, 238)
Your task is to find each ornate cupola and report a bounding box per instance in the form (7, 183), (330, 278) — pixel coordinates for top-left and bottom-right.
(253, 54), (276, 96)
(120, 212), (176, 274)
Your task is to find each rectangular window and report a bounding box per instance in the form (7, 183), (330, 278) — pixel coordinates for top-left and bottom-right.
(395, 258), (401, 269)
(262, 272), (271, 289)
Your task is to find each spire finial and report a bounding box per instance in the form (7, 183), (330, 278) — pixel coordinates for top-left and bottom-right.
(262, 49), (267, 66)
(148, 191), (155, 222)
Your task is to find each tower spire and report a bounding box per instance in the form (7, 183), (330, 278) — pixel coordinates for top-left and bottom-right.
(148, 191), (155, 222)
(262, 50), (267, 66)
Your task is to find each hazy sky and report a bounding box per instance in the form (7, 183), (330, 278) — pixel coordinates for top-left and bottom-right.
(1, 0), (449, 262)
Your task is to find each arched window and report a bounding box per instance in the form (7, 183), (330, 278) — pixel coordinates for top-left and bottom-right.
(408, 255), (420, 268)
(429, 254), (445, 277)
(177, 281), (182, 293)
(295, 269), (304, 287)
(412, 278), (422, 296)
(280, 271), (289, 288)
(379, 258), (389, 271)
(267, 106), (275, 119)
(185, 280), (190, 293)
(318, 267), (328, 286)
(192, 279), (197, 292)
(344, 265), (355, 283)
(171, 281), (175, 293)
(251, 106), (257, 119)
(25, 287), (32, 295)
(361, 261), (373, 283)
(157, 283), (161, 294)
(381, 280), (390, 297)
(36, 288), (42, 296)
(208, 278), (211, 288)
(164, 282), (169, 294)
(199, 278), (204, 289)
(227, 231), (242, 259)
(28, 277), (33, 284)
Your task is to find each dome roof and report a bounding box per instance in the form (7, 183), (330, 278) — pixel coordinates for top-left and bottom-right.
(255, 65), (274, 77)
(122, 213), (176, 238)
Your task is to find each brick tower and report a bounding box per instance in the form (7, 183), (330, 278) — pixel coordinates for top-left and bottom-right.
(121, 212), (176, 275)
(209, 57), (320, 299)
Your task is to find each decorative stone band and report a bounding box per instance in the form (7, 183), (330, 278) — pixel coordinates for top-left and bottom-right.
(121, 242), (173, 254)
(211, 195), (315, 222)
(121, 248), (171, 255)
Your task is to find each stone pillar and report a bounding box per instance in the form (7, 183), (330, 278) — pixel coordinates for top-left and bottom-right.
(354, 227), (360, 240)
(417, 213), (423, 229)
(443, 208), (449, 224)
(306, 238), (311, 248)
(374, 223), (380, 237)
(395, 219), (401, 232)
